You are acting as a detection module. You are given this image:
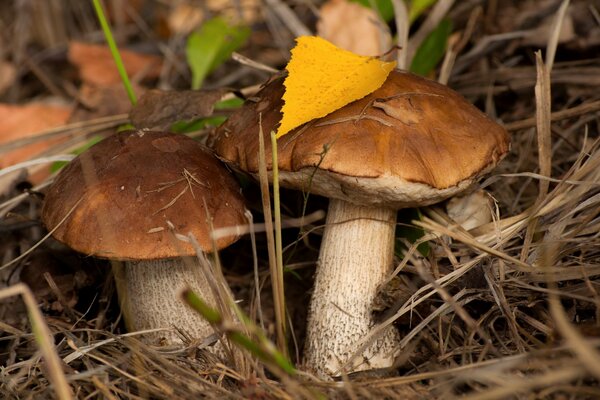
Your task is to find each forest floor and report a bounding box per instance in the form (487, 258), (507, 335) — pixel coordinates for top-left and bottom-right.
(1, 0), (600, 399)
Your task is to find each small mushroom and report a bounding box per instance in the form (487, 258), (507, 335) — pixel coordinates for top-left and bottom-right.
(42, 130), (247, 345)
(211, 70), (510, 377)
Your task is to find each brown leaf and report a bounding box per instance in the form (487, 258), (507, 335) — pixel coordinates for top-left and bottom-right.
(167, 3), (205, 36)
(0, 61), (16, 97)
(69, 83), (146, 123)
(317, 0), (391, 56)
(129, 89), (226, 130)
(68, 41), (162, 86)
(0, 102), (71, 168)
(207, 0), (260, 24)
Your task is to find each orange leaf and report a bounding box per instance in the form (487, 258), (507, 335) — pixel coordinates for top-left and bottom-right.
(0, 103), (71, 169)
(277, 36), (396, 138)
(68, 41), (162, 86)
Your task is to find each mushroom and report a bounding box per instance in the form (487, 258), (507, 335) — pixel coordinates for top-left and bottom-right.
(42, 130), (247, 345)
(210, 70), (510, 376)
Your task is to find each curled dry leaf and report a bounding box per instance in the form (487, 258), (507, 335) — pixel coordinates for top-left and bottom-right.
(129, 89), (226, 130)
(68, 41), (162, 86)
(317, 0), (391, 56)
(446, 189), (493, 231)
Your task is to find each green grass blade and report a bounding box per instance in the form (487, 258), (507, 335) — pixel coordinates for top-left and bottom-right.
(91, 0), (137, 105)
(181, 289), (295, 375)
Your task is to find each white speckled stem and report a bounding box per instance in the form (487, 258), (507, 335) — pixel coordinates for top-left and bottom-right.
(114, 257), (219, 346)
(304, 199), (401, 377)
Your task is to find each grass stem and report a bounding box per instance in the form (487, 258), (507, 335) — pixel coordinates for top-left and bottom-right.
(92, 0), (137, 105)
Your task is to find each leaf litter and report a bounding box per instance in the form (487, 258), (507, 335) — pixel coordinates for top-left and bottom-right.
(1, 1), (600, 399)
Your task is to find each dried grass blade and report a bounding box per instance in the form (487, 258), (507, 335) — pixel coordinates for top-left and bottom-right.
(542, 241), (600, 379)
(0, 283), (73, 399)
(545, 0), (570, 71)
(535, 51), (552, 198)
(390, 0), (409, 69)
(505, 100), (600, 131)
(270, 130), (288, 356)
(257, 117), (286, 354)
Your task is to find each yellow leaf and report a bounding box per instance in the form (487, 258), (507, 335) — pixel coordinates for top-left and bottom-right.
(277, 36), (396, 138)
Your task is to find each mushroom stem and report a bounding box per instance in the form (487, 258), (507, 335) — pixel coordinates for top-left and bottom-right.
(304, 199), (401, 377)
(113, 256), (220, 345)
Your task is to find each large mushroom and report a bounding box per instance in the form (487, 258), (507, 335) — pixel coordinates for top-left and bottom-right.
(42, 130), (247, 345)
(211, 70), (510, 376)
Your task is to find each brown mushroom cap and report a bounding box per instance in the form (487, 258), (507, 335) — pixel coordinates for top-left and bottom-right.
(211, 70), (510, 208)
(42, 131), (246, 261)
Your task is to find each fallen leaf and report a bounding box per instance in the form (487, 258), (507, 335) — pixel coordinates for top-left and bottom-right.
(69, 83), (146, 123)
(167, 3), (205, 36)
(68, 41), (162, 86)
(0, 102), (71, 168)
(278, 36), (396, 138)
(129, 88), (226, 130)
(207, 0), (261, 24)
(446, 189), (493, 231)
(351, 0), (394, 22)
(317, 0), (391, 56)
(0, 61), (16, 97)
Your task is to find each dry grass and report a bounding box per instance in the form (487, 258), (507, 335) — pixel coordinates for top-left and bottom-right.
(1, 1), (600, 399)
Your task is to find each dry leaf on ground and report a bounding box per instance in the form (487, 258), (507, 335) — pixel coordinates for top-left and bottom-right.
(208, 0), (260, 24)
(68, 41), (162, 86)
(0, 61), (16, 97)
(69, 83), (146, 123)
(167, 3), (205, 36)
(278, 36), (396, 137)
(317, 0), (391, 56)
(0, 102), (71, 168)
(129, 89), (226, 130)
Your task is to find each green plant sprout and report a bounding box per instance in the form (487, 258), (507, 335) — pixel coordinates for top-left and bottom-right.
(186, 17), (250, 89)
(181, 288), (295, 376)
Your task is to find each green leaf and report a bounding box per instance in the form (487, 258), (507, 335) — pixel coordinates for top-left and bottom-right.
(170, 116), (227, 133)
(409, 0), (438, 23)
(214, 97), (244, 110)
(50, 135), (104, 173)
(170, 96), (244, 133)
(116, 123), (135, 132)
(409, 18), (452, 76)
(186, 17), (250, 90)
(350, 0), (394, 22)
